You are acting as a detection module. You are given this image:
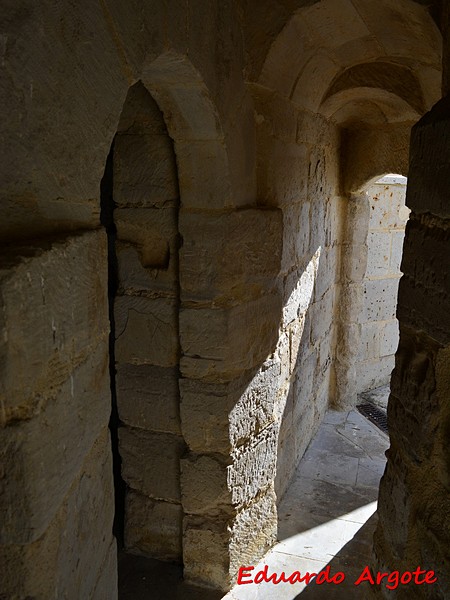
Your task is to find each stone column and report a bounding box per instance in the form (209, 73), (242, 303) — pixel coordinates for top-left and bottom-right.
(371, 96), (450, 598)
(178, 207), (283, 590)
(334, 192), (370, 409)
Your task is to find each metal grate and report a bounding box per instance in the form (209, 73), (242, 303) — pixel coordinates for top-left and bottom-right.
(357, 402), (389, 435)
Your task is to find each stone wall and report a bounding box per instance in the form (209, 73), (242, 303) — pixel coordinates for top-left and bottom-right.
(0, 232), (117, 599)
(112, 82), (184, 561)
(250, 85), (342, 501)
(1, 1), (448, 597)
(356, 179), (409, 393)
(371, 96), (450, 599)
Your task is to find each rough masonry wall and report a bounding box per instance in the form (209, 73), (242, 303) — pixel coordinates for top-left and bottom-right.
(1, 1), (269, 594)
(0, 232), (116, 598)
(356, 181), (409, 393)
(178, 203), (284, 589)
(371, 96), (450, 599)
(250, 85), (342, 501)
(113, 83), (184, 561)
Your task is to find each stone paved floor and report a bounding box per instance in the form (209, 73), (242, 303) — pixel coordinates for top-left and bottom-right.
(223, 408), (389, 600)
(118, 405), (389, 599)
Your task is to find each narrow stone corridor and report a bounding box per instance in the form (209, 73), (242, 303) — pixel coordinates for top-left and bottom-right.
(117, 404), (389, 599)
(224, 408), (389, 599)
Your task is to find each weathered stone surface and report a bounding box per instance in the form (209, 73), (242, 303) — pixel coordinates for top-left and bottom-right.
(228, 422), (278, 507)
(180, 360), (281, 454)
(180, 294), (282, 381)
(0, 342), (110, 544)
(116, 243), (178, 297)
(0, 428), (116, 599)
(115, 295), (178, 366)
(229, 487), (277, 580)
(182, 516), (230, 591)
(113, 133), (178, 208)
(0, 1), (129, 243)
(0, 231), (108, 423)
(124, 490), (182, 561)
(117, 364), (180, 433)
(180, 379), (234, 454)
(176, 140), (232, 210)
(179, 207), (282, 303)
(116, 81), (168, 136)
(398, 215), (450, 344)
(181, 454), (232, 516)
(282, 254), (319, 327)
(119, 426), (184, 502)
(362, 279), (399, 323)
(115, 207), (178, 269)
(408, 96), (450, 219)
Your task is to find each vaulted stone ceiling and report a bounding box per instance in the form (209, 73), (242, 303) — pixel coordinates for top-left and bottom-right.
(246, 0), (442, 126)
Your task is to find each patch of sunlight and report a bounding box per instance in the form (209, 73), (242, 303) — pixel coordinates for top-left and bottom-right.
(226, 501), (377, 600)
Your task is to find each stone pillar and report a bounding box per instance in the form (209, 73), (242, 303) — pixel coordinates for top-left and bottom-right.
(371, 96), (450, 598)
(334, 192), (370, 409)
(112, 83), (185, 562)
(0, 231), (117, 599)
(178, 207), (283, 590)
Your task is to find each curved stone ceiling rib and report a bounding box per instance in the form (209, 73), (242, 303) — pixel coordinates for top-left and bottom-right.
(323, 62), (425, 115)
(257, 0), (442, 119)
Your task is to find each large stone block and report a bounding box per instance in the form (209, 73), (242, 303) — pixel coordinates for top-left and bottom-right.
(407, 96), (450, 219)
(380, 319), (399, 357)
(115, 295), (178, 367)
(362, 278), (399, 323)
(180, 359), (281, 454)
(366, 231), (392, 277)
(228, 422), (278, 507)
(282, 253), (319, 327)
(0, 428), (116, 598)
(0, 342), (110, 544)
(0, 231), (108, 424)
(113, 133), (178, 208)
(398, 216), (450, 344)
(357, 355), (394, 392)
(179, 207), (282, 303)
(176, 140), (232, 210)
(359, 321), (380, 361)
(117, 364), (180, 434)
(309, 288), (333, 345)
(182, 516), (230, 591)
(181, 454), (232, 516)
(390, 230), (406, 274)
(119, 426), (184, 502)
(180, 294), (282, 381)
(116, 243), (178, 297)
(124, 490), (182, 561)
(229, 487), (278, 580)
(115, 206), (178, 270)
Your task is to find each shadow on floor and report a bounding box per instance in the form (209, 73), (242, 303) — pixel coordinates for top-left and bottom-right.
(293, 513), (379, 599)
(118, 551), (223, 600)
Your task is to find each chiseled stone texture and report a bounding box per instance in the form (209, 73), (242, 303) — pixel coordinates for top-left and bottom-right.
(0, 231), (109, 425)
(117, 364), (180, 434)
(0, 428), (117, 600)
(119, 427), (185, 503)
(183, 516), (231, 591)
(180, 293), (282, 382)
(0, 232), (110, 544)
(115, 295), (178, 367)
(179, 207), (282, 303)
(124, 490), (182, 561)
(373, 101), (450, 600)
